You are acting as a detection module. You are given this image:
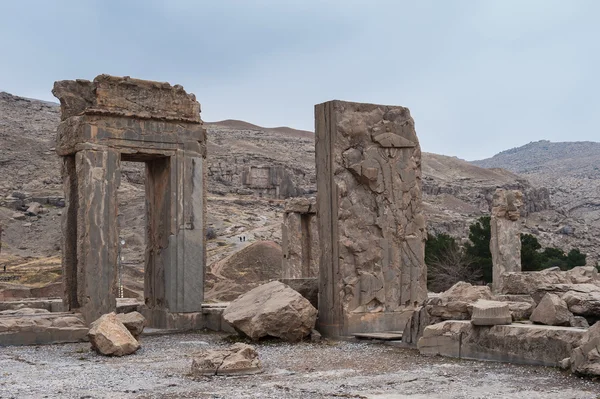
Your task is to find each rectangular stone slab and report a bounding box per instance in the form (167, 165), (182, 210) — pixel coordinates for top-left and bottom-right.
(418, 320), (585, 367)
(315, 100), (427, 337)
(352, 332), (404, 341)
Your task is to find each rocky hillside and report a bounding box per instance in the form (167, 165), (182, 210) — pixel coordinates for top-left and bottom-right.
(473, 141), (600, 263)
(0, 92), (597, 300)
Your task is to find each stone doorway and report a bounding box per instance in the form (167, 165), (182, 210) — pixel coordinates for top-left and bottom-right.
(53, 75), (206, 328)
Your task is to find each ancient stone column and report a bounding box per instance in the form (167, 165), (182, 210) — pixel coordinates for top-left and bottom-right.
(281, 197), (319, 279)
(315, 100), (427, 337)
(490, 188), (524, 293)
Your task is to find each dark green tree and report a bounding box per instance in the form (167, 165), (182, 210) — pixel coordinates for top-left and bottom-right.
(521, 233), (543, 271)
(464, 216), (493, 283)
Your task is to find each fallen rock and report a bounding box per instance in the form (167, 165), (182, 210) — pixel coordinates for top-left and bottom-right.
(562, 289), (600, 318)
(278, 278), (318, 309)
(530, 293), (573, 326)
(570, 316), (590, 329)
(25, 202), (42, 216)
(439, 281), (494, 302)
(570, 321), (600, 376)
(11, 212), (25, 220)
(501, 267), (599, 296)
(88, 313), (140, 356)
(471, 300), (512, 326)
(191, 343), (261, 376)
(310, 329), (322, 343)
(223, 281), (317, 342)
(116, 311), (146, 338)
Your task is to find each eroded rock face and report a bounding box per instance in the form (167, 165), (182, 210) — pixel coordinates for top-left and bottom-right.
(490, 189), (524, 293)
(223, 281), (317, 342)
(530, 293), (573, 326)
(471, 300), (512, 326)
(315, 101), (426, 336)
(570, 321), (600, 376)
(191, 343), (262, 376)
(88, 313), (140, 356)
(116, 311), (146, 338)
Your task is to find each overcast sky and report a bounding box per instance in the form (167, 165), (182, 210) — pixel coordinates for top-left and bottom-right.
(1, 0), (598, 160)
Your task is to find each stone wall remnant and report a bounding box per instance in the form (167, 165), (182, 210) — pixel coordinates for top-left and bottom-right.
(491, 189), (524, 293)
(281, 197), (319, 279)
(53, 75), (206, 326)
(315, 100), (427, 336)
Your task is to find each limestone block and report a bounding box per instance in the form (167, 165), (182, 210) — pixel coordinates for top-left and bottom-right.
(500, 267), (599, 295)
(53, 75), (201, 122)
(223, 281), (317, 342)
(570, 321), (600, 376)
(530, 293), (573, 326)
(418, 320), (585, 367)
(562, 289), (600, 317)
(116, 311), (146, 338)
(490, 189), (524, 293)
(191, 343), (261, 376)
(88, 313), (140, 356)
(471, 300), (512, 326)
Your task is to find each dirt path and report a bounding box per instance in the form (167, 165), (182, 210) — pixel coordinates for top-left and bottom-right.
(0, 332), (598, 398)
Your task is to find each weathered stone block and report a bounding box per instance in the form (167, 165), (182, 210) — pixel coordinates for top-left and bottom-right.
(530, 293), (573, 326)
(418, 320), (585, 367)
(471, 300), (512, 326)
(223, 281), (317, 342)
(315, 100), (426, 337)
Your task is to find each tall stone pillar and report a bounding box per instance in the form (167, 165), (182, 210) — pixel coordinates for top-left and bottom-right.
(75, 149), (120, 323)
(281, 197), (319, 279)
(315, 100), (427, 337)
(491, 189), (524, 293)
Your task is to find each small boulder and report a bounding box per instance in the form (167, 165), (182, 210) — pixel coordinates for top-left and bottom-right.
(88, 313), (140, 356)
(191, 343), (261, 376)
(562, 289), (600, 317)
(25, 202), (42, 216)
(570, 321), (600, 376)
(439, 281), (494, 303)
(530, 293), (573, 326)
(11, 212), (26, 220)
(570, 316), (590, 329)
(223, 281), (317, 342)
(471, 300), (512, 326)
(116, 311), (146, 338)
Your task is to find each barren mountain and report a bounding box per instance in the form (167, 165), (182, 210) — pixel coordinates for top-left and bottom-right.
(474, 141), (600, 264)
(0, 92), (597, 301)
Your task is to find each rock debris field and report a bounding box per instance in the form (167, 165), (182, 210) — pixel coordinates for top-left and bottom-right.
(0, 332), (598, 399)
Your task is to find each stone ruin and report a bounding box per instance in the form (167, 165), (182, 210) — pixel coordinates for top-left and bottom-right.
(281, 197), (319, 279)
(241, 165), (300, 198)
(490, 188), (524, 293)
(315, 100), (427, 336)
(52, 75), (206, 327)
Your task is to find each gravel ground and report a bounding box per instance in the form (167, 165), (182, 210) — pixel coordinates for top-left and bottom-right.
(0, 332), (599, 399)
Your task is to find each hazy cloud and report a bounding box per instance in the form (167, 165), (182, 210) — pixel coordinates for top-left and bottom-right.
(1, 0), (598, 160)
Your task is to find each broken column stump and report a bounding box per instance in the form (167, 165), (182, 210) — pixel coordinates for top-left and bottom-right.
(490, 189), (524, 293)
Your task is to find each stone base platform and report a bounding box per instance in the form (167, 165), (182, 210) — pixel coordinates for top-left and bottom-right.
(0, 311), (88, 346)
(418, 320), (585, 367)
(0, 298), (65, 312)
(142, 303), (235, 333)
